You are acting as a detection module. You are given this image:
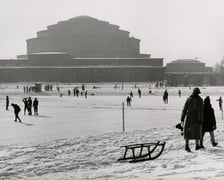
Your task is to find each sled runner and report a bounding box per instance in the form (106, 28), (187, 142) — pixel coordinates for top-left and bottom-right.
(118, 141), (166, 163)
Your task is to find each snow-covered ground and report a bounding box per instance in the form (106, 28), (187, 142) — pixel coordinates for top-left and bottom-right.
(1, 83), (224, 179)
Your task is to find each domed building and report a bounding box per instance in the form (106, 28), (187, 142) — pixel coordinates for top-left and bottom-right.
(165, 59), (214, 86)
(27, 16), (144, 58)
(0, 16), (164, 83)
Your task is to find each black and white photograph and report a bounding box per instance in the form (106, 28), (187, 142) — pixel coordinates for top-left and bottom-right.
(1, 0), (224, 179)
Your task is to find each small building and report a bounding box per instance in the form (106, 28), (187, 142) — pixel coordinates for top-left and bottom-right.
(34, 83), (42, 92)
(165, 59), (215, 86)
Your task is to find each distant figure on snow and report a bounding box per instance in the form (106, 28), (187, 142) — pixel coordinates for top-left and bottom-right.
(138, 88), (141, 98)
(33, 98), (39, 115)
(181, 87), (203, 152)
(216, 96), (223, 111)
(130, 91), (133, 98)
(6, 96), (9, 110)
(84, 90), (88, 98)
(163, 89), (168, 104)
(22, 97), (29, 115)
(28, 97), (32, 115)
(68, 90), (71, 96)
(200, 96), (218, 148)
(178, 89), (181, 97)
(11, 103), (21, 122)
(126, 95), (132, 107)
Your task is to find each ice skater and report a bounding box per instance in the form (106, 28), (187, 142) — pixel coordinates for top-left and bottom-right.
(11, 103), (22, 122)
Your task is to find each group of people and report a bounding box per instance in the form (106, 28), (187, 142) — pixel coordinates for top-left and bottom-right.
(126, 88), (142, 107)
(180, 87), (218, 152)
(23, 97), (39, 116)
(6, 96), (39, 123)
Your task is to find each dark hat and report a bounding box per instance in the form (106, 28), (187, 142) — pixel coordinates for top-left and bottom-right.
(193, 87), (201, 94)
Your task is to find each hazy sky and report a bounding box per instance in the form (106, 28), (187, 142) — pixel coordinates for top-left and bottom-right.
(1, 0), (224, 66)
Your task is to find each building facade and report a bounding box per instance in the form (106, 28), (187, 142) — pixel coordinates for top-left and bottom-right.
(165, 59), (215, 86)
(0, 16), (164, 83)
(27, 16), (147, 58)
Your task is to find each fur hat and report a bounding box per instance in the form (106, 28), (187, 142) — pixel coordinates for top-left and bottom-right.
(193, 87), (201, 94)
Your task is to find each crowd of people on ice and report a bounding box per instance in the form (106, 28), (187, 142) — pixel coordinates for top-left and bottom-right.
(5, 83), (223, 153)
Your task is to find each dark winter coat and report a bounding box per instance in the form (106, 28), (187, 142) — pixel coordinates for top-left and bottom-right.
(203, 104), (216, 132)
(11, 104), (21, 114)
(33, 99), (39, 108)
(181, 94), (203, 140)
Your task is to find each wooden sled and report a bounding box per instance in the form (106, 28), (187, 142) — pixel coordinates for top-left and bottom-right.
(118, 140), (166, 163)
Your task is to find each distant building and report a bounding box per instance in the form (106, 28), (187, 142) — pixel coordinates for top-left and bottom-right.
(166, 59), (212, 73)
(0, 16), (164, 83)
(165, 59), (215, 86)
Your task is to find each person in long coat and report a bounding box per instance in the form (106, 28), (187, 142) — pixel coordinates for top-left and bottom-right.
(6, 96), (9, 110)
(33, 97), (39, 115)
(181, 87), (203, 152)
(200, 96), (218, 148)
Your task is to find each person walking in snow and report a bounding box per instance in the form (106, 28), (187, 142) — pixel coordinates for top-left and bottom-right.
(181, 87), (203, 152)
(200, 96), (218, 148)
(11, 103), (22, 122)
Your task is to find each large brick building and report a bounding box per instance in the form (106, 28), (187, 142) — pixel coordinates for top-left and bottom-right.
(0, 16), (164, 83)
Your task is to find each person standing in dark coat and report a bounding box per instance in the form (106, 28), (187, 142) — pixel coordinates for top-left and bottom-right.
(200, 96), (218, 148)
(28, 97), (32, 115)
(11, 103), (21, 122)
(22, 98), (29, 115)
(181, 87), (203, 152)
(33, 98), (39, 115)
(137, 88), (141, 98)
(163, 89), (169, 104)
(6, 96), (9, 110)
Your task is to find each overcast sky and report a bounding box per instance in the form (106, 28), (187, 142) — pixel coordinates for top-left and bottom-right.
(1, 0), (224, 66)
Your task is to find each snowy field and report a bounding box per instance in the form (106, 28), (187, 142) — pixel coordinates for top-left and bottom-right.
(1, 83), (224, 179)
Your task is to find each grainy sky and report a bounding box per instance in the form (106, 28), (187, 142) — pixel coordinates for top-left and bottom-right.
(1, 0), (224, 66)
